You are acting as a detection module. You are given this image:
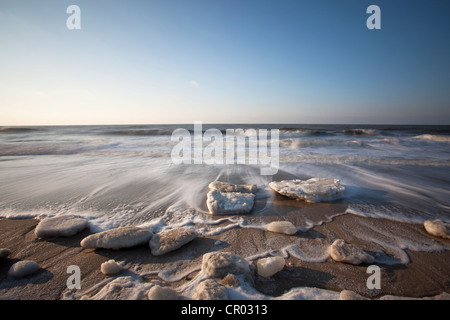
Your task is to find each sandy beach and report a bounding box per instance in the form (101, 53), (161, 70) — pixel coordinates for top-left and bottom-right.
(1, 203), (449, 300)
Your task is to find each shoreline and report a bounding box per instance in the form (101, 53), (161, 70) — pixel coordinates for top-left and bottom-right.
(0, 212), (449, 300)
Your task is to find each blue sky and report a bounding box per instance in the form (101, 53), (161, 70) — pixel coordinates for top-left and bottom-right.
(0, 0), (449, 125)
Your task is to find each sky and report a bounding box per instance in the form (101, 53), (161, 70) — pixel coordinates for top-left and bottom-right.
(0, 0), (449, 125)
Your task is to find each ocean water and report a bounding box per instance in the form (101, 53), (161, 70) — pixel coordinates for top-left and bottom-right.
(0, 124), (449, 250)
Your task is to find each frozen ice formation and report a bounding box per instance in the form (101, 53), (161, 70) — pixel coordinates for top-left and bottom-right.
(424, 219), (450, 239)
(147, 285), (180, 300)
(35, 215), (88, 238)
(339, 290), (370, 300)
(329, 239), (374, 265)
(256, 256), (285, 277)
(80, 226), (153, 250)
(201, 251), (250, 278)
(206, 190), (255, 215)
(149, 227), (198, 256)
(269, 178), (345, 203)
(0, 248), (11, 259)
(206, 181), (257, 215)
(379, 292), (450, 300)
(220, 273), (240, 287)
(209, 181), (257, 194)
(101, 260), (123, 275)
(8, 260), (40, 279)
(266, 221), (297, 235)
(192, 279), (229, 300)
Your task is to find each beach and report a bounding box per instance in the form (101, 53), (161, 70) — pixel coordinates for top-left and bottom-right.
(0, 211), (449, 300)
(0, 124), (449, 300)
(0, 198), (450, 300)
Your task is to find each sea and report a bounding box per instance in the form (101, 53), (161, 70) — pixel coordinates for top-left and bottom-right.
(0, 124), (449, 230)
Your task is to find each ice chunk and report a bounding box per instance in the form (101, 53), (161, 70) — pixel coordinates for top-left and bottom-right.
(329, 239), (374, 265)
(256, 256), (285, 277)
(80, 226), (153, 250)
(148, 285), (180, 300)
(269, 178), (345, 203)
(35, 215), (88, 238)
(220, 274), (240, 287)
(149, 227), (198, 256)
(209, 181), (257, 194)
(201, 252), (250, 278)
(0, 248), (11, 259)
(424, 220), (450, 239)
(379, 292), (450, 300)
(8, 260), (40, 279)
(266, 221), (297, 235)
(192, 279), (229, 300)
(339, 290), (370, 300)
(206, 190), (255, 215)
(101, 259), (123, 275)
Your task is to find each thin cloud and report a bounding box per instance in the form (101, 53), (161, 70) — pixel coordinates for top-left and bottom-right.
(188, 80), (200, 87)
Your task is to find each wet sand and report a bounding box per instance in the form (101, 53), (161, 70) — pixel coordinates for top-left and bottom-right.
(0, 209), (449, 300)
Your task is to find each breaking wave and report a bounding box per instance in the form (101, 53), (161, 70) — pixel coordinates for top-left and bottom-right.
(413, 134), (450, 142)
(105, 129), (174, 136)
(342, 128), (378, 136)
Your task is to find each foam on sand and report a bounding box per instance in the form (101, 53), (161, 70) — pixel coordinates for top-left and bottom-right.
(80, 226), (153, 250)
(269, 178), (345, 203)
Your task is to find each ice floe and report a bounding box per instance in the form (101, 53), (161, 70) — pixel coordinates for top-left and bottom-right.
(149, 227), (198, 256)
(339, 290), (370, 300)
(269, 178), (345, 203)
(101, 260), (123, 275)
(192, 279), (229, 300)
(35, 215), (88, 238)
(329, 239), (374, 265)
(424, 219), (450, 239)
(201, 252), (250, 278)
(206, 181), (258, 215)
(256, 256), (285, 277)
(0, 248), (11, 259)
(147, 285), (180, 300)
(206, 190), (255, 215)
(8, 260), (40, 279)
(208, 181), (257, 194)
(266, 221), (297, 235)
(80, 226), (153, 250)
